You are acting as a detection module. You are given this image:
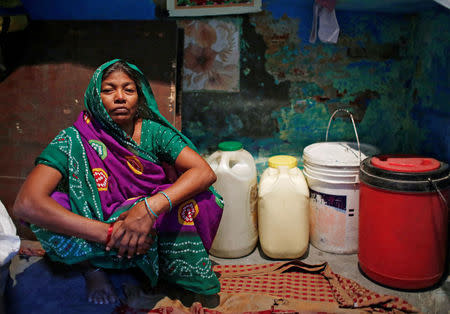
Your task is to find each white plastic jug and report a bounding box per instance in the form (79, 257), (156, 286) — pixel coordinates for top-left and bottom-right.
(258, 155), (310, 259)
(207, 141), (258, 258)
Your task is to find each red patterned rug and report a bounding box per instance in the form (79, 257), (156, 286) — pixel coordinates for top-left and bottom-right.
(116, 260), (419, 314)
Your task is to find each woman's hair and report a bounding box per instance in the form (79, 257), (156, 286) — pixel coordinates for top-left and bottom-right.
(102, 60), (151, 119)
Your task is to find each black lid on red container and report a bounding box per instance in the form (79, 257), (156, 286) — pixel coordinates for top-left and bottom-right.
(360, 155), (450, 192)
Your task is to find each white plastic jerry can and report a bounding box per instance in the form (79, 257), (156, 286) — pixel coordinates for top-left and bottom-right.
(207, 141), (258, 258)
(258, 155), (310, 259)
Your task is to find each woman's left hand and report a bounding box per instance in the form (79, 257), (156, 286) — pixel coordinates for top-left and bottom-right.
(106, 201), (155, 258)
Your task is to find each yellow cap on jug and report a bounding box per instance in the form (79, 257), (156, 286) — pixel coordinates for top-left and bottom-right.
(268, 155), (297, 169)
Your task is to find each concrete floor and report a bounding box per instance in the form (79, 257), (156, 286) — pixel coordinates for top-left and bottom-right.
(2, 242), (448, 313)
(209, 244), (450, 314)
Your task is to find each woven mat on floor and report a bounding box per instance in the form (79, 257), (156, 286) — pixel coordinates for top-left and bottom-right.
(116, 260), (419, 314)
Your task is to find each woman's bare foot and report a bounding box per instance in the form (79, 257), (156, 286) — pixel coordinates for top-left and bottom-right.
(83, 267), (118, 304)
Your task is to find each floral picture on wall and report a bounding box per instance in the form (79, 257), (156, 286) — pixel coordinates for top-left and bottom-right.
(179, 18), (241, 92)
(167, 0), (261, 17)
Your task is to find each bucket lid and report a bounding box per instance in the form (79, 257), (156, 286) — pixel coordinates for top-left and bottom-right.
(303, 142), (379, 167)
(360, 155), (450, 192)
(371, 156), (440, 172)
(218, 141), (243, 151)
(268, 155), (297, 168)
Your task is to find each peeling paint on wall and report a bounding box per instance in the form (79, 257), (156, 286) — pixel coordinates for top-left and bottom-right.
(249, 9), (428, 154)
(182, 4), (450, 167)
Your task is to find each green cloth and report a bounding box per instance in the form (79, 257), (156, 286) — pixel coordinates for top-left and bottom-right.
(33, 125), (161, 285)
(84, 59), (198, 162)
(31, 59), (221, 295)
(140, 119), (187, 164)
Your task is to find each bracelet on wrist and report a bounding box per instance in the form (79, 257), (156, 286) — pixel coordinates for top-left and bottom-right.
(144, 197), (159, 219)
(158, 191), (173, 211)
(106, 221), (115, 244)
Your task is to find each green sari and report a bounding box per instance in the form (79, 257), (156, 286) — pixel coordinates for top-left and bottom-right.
(31, 59), (223, 295)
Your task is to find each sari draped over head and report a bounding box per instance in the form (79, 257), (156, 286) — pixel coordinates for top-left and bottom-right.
(31, 59), (224, 295)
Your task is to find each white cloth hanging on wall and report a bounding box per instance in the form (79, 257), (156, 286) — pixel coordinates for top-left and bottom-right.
(309, 0), (340, 44)
(433, 0), (450, 9)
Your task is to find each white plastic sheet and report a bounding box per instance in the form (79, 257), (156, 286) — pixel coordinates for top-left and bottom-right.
(0, 200), (20, 266)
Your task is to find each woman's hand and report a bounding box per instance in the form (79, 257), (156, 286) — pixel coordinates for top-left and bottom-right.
(106, 201), (156, 258)
(104, 146), (217, 258)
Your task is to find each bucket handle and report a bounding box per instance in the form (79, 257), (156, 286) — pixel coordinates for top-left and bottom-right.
(326, 109), (361, 162)
(427, 178), (448, 210)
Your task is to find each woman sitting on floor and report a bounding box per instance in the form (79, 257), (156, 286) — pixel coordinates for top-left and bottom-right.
(13, 59), (223, 305)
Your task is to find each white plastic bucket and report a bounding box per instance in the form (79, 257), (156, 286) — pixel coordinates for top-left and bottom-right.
(303, 110), (379, 254)
(207, 141), (258, 258)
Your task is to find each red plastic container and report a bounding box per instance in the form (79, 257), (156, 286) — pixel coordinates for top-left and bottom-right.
(359, 155), (449, 290)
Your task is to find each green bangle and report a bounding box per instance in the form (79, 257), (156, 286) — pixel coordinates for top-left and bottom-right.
(158, 191), (172, 211)
(144, 197), (158, 219)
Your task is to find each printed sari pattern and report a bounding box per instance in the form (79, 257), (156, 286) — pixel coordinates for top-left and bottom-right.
(31, 59), (223, 295)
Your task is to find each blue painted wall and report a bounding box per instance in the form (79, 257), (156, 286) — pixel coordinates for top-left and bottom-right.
(409, 9), (450, 163)
(20, 0), (156, 20)
(181, 2), (450, 167)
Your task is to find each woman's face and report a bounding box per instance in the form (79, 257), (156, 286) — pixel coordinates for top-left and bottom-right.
(100, 70), (139, 129)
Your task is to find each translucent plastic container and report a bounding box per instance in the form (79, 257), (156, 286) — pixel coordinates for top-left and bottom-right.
(258, 155), (310, 259)
(207, 141), (258, 258)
